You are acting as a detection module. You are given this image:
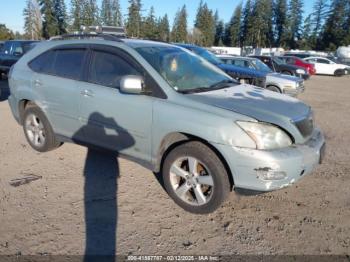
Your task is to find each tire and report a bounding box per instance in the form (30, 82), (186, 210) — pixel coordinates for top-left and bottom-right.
(334, 69), (344, 77)
(23, 104), (61, 152)
(266, 85), (281, 93)
(162, 141), (230, 214)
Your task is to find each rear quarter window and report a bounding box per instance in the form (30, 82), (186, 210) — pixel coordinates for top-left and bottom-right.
(29, 51), (55, 74)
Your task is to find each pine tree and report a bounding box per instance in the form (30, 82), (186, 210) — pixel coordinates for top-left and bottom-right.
(311, 0), (329, 35)
(126, 0), (142, 37)
(111, 0), (123, 26)
(288, 0), (304, 49)
(241, 0), (254, 46)
(143, 6), (157, 39)
(225, 3), (242, 47)
(39, 0), (59, 39)
(101, 0), (113, 25)
(274, 0), (288, 47)
(81, 0), (99, 26)
(70, 0), (83, 31)
(194, 1), (215, 46)
(23, 0), (42, 40)
(300, 14), (313, 49)
(53, 0), (67, 34)
(157, 14), (170, 42)
(214, 19), (225, 46)
(321, 0), (349, 50)
(171, 5), (188, 43)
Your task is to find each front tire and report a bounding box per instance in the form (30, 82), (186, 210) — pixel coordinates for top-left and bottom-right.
(266, 85), (281, 93)
(23, 105), (61, 152)
(162, 141), (230, 214)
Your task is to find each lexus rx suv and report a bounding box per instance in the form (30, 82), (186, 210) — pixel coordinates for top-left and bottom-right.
(8, 35), (325, 214)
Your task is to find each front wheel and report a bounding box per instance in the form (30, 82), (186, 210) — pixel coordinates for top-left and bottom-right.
(162, 141), (231, 214)
(266, 85), (281, 93)
(23, 105), (62, 152)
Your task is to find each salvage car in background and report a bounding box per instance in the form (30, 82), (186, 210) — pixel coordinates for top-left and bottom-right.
(0, 40), (38, 78)
(278, 56), (316, 75)
(176, 44), (267, 88)
(304, 57), (350, 76)
(218, 55), (305, 96)
(251, 55), (310, 80)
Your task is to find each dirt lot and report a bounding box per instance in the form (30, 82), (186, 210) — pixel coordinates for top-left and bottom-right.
(0, 75), (350, 257)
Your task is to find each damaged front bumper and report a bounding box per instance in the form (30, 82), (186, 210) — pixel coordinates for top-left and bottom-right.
(216, 128), (325, 192)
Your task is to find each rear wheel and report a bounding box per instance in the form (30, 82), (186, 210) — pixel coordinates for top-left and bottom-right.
(162, 141), (230, 214)
(23, 105), (61, 152)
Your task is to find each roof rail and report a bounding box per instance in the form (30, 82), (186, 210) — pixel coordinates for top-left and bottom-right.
(49, 33), (124, 42)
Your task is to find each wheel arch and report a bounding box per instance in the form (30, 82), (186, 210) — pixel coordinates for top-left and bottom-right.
(155, 132), (234, 189)
(18, 99), (37, 125)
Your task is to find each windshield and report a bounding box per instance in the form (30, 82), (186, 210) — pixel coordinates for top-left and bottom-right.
(272, 57), (285, 65)
(136, 46), (236, 93)
(251, 58), (272, 72)
(191, 48), (223, 65)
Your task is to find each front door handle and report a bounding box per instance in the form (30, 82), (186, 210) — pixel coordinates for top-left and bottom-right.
(81, 89), (94, 97)
(34, 79), (42, 87)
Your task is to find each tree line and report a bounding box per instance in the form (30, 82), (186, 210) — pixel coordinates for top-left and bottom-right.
(0, 0), (349, 51)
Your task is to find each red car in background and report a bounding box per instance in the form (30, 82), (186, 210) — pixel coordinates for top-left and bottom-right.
(279, 56), (316, 75)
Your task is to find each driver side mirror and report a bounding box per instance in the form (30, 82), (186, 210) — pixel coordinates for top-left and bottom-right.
(120, 75), (145, 94)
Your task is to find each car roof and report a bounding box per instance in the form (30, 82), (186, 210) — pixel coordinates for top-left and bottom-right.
(123, 38), (177, 49)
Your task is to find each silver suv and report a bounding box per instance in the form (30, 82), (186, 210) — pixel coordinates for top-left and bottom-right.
(8, 35), (325, 214)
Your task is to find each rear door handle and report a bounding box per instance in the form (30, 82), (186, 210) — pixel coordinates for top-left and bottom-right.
(81, 89), (94, 97)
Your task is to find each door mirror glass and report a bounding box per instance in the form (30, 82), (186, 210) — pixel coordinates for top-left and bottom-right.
(120, 75), (144, 94)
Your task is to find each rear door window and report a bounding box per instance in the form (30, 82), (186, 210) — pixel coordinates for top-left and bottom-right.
(52, 49), (86, 80)
(88, 50), (140, 88)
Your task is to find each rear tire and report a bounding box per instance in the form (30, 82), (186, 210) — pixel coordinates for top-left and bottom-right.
(162, 141), (230, 214)
(23, 104), (61, 152)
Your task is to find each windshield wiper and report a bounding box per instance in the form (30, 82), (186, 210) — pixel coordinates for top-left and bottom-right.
(209, 79), (238, 90)
(178, 80), (238, 94)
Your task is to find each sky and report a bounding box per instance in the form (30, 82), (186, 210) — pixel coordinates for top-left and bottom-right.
(0, 0), (315, 34)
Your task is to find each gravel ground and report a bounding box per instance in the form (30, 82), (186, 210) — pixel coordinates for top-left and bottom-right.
(0, 75), (349, 256)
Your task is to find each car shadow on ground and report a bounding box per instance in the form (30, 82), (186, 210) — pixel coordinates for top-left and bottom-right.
(72, 112), (135, 261)
(0, 79), (10, 102)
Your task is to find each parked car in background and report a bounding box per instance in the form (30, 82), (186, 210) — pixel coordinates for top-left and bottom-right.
(218, 55), (305, 96)
(0, 41), (4, 51)
(304, 57), (350, 76)
(176, 44), (266, 88)
(0, 40), (38, 78)
(251, 55), (310, 80)
(283, 52), (312, 59)
(278, 56), (316, 75)
(8, 35), (325, 213)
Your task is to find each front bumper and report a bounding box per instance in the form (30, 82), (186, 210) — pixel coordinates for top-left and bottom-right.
(216, 128), (325, 192)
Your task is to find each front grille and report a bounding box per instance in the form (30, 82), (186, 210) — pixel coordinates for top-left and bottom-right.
(294, 112), (314, 138)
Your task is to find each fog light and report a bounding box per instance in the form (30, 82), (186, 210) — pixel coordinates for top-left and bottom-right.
(256, 169), (287, 181)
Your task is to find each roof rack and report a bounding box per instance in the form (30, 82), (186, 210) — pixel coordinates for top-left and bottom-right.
(50, 33), (124, 42)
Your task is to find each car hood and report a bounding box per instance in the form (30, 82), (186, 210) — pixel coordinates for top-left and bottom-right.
(268, 72), (302, 82)
(187, 84), (310, 142)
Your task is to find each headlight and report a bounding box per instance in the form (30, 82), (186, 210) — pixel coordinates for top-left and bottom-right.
(236, 121), (292, 150)
(296, 69), (305, 74)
